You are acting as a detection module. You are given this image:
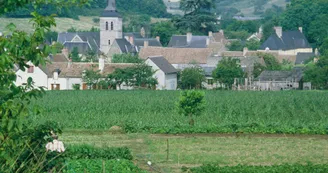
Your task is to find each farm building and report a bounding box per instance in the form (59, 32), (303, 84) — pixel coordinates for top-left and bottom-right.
(254, 67), (311, 90)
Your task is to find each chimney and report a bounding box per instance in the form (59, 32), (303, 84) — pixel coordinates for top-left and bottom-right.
(208, 31), (213, 37)
(206, 37), (210, 47)
(156, 36), (160, 42)
(186, 32), (192, 44)
(129, 36), (134, 45)
(68, 58), (72, 68)
(243, 47), (248, 56)
(99, 57), (105, 72)
(274, 26), (282, 38)
(140, 27), (146, 38)
(144, 40), (149, 48)
(298, 27), (303, 33)
(61, 48), (69, 58)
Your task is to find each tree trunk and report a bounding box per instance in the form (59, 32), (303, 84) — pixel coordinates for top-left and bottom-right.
(189, 114), (194, 126)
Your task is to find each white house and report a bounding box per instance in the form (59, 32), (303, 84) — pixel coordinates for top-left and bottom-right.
(145, 56), (178, 90)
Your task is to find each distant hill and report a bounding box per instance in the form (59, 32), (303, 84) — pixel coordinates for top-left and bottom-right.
(163, 0), (287, 17)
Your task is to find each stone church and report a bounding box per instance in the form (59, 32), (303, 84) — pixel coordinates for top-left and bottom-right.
(57, 0), (162, 61)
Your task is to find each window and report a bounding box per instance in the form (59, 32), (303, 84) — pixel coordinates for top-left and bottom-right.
(28, 66), (34, 73)
(106, 22), (109, 30)
(111, 22), (114, 30)
(108, 40), (111, 45)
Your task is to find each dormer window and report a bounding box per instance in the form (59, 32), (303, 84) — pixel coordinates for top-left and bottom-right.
(111, 22), (114, 30)
(28, 66), (34, 73)
(106, 22), (109, 30)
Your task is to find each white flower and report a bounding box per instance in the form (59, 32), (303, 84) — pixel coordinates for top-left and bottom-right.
(147, 161), (152, 166)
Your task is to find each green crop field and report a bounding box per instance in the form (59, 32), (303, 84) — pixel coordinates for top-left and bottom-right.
(30, 90), (328, 134)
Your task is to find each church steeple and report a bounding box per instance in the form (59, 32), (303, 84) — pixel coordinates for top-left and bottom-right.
(105, 0), (116, 11)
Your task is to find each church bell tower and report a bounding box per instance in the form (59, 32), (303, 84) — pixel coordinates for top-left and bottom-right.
(100, 0), (123, 54)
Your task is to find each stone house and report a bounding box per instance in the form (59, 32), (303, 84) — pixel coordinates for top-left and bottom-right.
(145, 56), (178, 90)
(260, 26), (312, 55)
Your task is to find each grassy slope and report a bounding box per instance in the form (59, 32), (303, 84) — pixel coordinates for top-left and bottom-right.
(62, 132), (328, 172)
(29, 90), (328, 134)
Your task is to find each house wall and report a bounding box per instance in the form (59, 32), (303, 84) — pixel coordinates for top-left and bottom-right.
(145, 59), (166, 90)
(254, 81), (300, 91)
(165, 74), (177, 90)
(106, 41), (122, 62)
(278, 48), (312, 55)
(100, 17), (123, 54)
(15, 62), (48, 89)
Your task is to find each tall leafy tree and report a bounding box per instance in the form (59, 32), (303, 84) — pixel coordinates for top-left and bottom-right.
(179, 66), (205, 89)
(304, 56), (328, 89)
(151, 21), (180, 46)
(82, 69), (101, 89)
(0, 1), (86, 172)
(212, 57), (244, 89)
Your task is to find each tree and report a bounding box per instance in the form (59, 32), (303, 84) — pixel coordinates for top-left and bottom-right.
(320, 37), (328, 56)
(253, 62), (266, 78)
(70, 47), (80, 62)
(246, 39), (260, 50)
(177, 90), (206, 126)
(85, 50), (97, 62)
(261, 53), (282, 70)
(151, 21), (180, 46)
(179, 66), (205, 89)
(304, 56), (328, 89)
(212, 57), (244, 89)
(82, 69), (101, 89)
(227, 40), (244, 51)
(0, 0), (86, 172)
(112, 54), (143, 63)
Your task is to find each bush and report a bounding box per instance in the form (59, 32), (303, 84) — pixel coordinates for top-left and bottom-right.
(65, 159), (147, 173)
(72, 84), (80, 90)
(65, 145), (133, 160)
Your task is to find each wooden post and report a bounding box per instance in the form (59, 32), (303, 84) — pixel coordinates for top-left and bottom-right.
(102, 160), (105, 173)
(166, 139), (169, 161)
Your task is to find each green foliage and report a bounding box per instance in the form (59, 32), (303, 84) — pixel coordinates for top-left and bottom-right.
(185, 163), (328, 173)
(82, 69), (101, 89)
(304, 56), (328, 89)
(65, 159), (147, 173)
(174, 0), (218, 34)
(212, 58), (244, 89)
(280, 0), (328, 47)
(179, 66), (205, 89)
(65, 145), (133, 160)
(177, 90), (206, 126)
(124, 14), (151, 33)
(0, 1), (86, 171)
(70, 47), (80, 62)
(107, 63), (157, 89)
(112, 54), (143, 63)
(320, 37), (328, 56)
(84, 50), (97, 62)
(246, 39), (260, 50)
(72, 84), (81, 90)
(227, 40), (244, 51)
(253, 62), (266, 78)
(30, 90), (328, 134)
(151, 21), (180, 46)
(261, 53), (282, 70)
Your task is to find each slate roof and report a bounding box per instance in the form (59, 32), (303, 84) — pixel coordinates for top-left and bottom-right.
(124, 32), (143, 39)
(44, 62), (134, 78)
(260, 30), (311, 50)
(57, 32), (100, 53)
(168, 35), (209, 48)
(295, 52), (315, 65)
(63, 42), (90, 54)
(101, 11), (122, 18)
(149, 56), (178, 74)
(134, 38), (162, 47)
(139, 47), (212, 64)
(115, 39), (137, 53)
(257, 67), (304, 82)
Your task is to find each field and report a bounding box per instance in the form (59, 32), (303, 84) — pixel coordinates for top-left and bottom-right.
(62, 131), (328, 172)
(30, 90), (328, 134)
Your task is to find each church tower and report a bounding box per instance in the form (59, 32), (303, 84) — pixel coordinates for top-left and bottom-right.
(100, 0), (123, 54)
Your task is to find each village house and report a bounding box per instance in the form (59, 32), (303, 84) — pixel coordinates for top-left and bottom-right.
(260, 26), (312, 55)
(15, 56), (134, 90)
(145, 56), (178, 90)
